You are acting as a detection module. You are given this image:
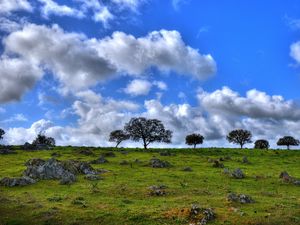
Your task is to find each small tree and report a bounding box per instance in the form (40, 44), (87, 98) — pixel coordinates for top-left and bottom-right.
(124, 117), (172, 149)
(185, 133), (204, 148)
(32, 134), (56, 146)
(254, 139), (269, 149)
(109, 130), (130, 148)
(226, 129), (252, 149)
(0, 128), (5, 141)
(277, 136), (299, 150)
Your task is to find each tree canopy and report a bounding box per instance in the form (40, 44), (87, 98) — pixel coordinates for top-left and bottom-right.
(226, 129), (252, 149)
(109, 130), (130, 148)
(124, 117), (172, 149)
(32, 134), (56, 146)
(185, 133), (204, 148)
(277, 136), (299, 150)
(254, 139), (269, 149)
(0, 128), (5, 140)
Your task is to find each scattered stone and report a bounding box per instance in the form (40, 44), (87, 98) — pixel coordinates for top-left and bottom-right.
(207, 158), (214, 163)
(219, 157), (225, 161)
(189, 204), (216, 225)
(51, 152), (61, 157)
(134, 159), (141, 163)
(223, 168), (231, 175)
(212, 160), (224, 168)
(101, 151), (116, 157)
(231, 168), (245, 179)
(0, 176), (36, 187)
(90, 156), (108, 164)
(72, 197), (87, 207)
(0, 149), (17, 154)
(47, 196), (63, 202)
(279, 171), (300, 185)
(78, 149), (94, 156)
(227, 193), (255, 204)
(35, 144), (53, 150)
(148, 185), (167, 196)
(242, 156), (249, 164)
(160, 151), (175, 156)
(96, 169), (110, 174)
(149, 158), (172, 168)
(119, 160), (130, 165)
(84, 174), (102, 181)
(182, 167), (193, 172)
(120, 150), (129, 155)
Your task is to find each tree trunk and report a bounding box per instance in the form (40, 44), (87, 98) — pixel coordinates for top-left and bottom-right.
(287, 145), (290, 150)
(115, 141), (121, 148)
(144, 143), (147, 149)
(240, 143), (243, 149)
(194, 144), (196, 149)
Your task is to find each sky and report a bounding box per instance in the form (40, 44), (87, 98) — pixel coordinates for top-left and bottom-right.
(1, 0), (300, 148)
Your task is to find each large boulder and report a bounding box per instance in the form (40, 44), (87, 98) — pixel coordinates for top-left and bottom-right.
(0, 176), (36, 187)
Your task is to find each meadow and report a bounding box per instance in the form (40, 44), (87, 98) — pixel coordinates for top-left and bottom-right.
(1, 147), (300, 225)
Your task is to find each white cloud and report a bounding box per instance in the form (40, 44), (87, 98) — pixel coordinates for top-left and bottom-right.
(93, 6), (114, 26)
(172, 0), (188, 11)
(290, 41), (300, 64)
(198, 86), (300, 121)
(124, 79), (152, 96)
(0, 17), (26, 32)
(38, 0), (84, 18)
(0, 57), (43, 103)
(1, 23), (215, 99)
(93, 29), (216, 79)
(1, 113), (28, 123)
(153, 81), (167, 90)
(112, 0), (143, 11)
(0, 0), (32, 14)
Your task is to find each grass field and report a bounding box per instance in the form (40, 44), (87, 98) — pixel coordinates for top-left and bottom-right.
(1, 147), (300, 225)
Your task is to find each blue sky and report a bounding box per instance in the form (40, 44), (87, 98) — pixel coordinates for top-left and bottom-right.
(1, 0), (300, 148)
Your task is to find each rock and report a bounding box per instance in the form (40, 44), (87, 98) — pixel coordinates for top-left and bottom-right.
(84, 174), (102, 181)
(160, 151), (174, 156)
(182, 167), (193, 172)
(231, 168), (245, 179)
(148, 185), (167, 196)
(207, 158), (214, 163)
(35, 144), (53, 150)
(51, 152), (61, 157)
(59, 173), (76, 185)
(119, 160), (130, 165)
(101, 151), (116, 157)
(90, 156), (108, 164)
(149, 158), (171, 168)
(134, 159), (141, 163)
(120, 150), (129, 155)
(212, 160), (224, 168)
(227, 193), (254, 204)
(189, 204), (215, 225)
(223, 168), (231, 175)
(242, 156), (249, 164)
(279, 171), (300, 185)
(0, 176), (36, 187)
(96, 169), (110, 174)
(78, 149), (94, 156)
(0, 149), (17, 154)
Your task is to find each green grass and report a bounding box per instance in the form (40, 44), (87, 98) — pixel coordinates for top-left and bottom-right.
(1, 147), (300, 225)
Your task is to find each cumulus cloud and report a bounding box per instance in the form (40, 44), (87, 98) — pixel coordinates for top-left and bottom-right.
(198, 86), (300, 121)
(0, 0), (32, 14)
(0, 17), (27, 32)
(93, 30), (216, 79)
(290, 41), (300, 64)
(0, 57), (43, 103)
(112, 0), (144, 11)
(1, 23), (215, 100)
(0, 113), (28, 123)
(124, 79), (152, 96)
(38, 0), (84, 18)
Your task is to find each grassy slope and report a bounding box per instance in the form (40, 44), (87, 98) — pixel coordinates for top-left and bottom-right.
(1, 147), (300, 225)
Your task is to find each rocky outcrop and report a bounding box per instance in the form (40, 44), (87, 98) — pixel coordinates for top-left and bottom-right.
(0, 176), (36, 187)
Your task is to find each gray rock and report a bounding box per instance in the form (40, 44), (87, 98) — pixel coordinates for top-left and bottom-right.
(90, 156), (108, 164)
(149, 158), (171, 168)
(242, 156), (249, 164)
(182, 167), (193, 172)
(0, 149), (17, 154)
(148, 185), (167, 196)
(212, 160), (224, 168)
(189, 204), (215, 225)
(84, 174), (102, 181)
(101, 151), (116, 157)
(78, 149), (94, 156)
(160, 151), (174, 156)
(231, 168), (245, 179)
(0, 176), (36, 187)
(227, 193), (254, 204)
(119, 160), (130, 165)
(59, 172), (76, 185)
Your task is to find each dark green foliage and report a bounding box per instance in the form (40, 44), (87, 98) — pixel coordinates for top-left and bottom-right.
(109, 130), (130, 147)
(254, 139), (269, 149)
(0, 128), (5, 140)
(185, 133), (204, 148)
(226, 129), (252, 149)
(32, 134), (56, 146)
(277, 136), (300, 150)
(124, 117), (172, 149)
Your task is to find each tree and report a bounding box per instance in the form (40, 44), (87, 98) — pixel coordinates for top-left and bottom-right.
(226, 129), (252, 149)
(0, 128), (5, 141)
(109, 130), (130, 148)
(32, 134), (56, 146)
(124, 117), (172, 149)
(277, 136), (299, 150)
(185, 133), (204, 148)
(254, 139), (269, 149)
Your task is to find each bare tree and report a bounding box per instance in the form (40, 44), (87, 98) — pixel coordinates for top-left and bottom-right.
(185, 133), (204, 148)
(226, 129), (252, 149)
(124, 117), (172, 149)
(109, 130), (130, 148)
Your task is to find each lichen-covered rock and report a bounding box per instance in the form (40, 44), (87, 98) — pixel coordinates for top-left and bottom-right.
(279, 171), (300, 185)
(90, 156), (108, 164)
(231, 168), (245, 179)
(149, 158), (171, 168)
(84, 174), (102, 181)
(189, 204), (215, 225)
(59, 172), (76, 185)
(227, 193), (254, 204)
(148, 185), (167, 196)
(0, 176), (36, 187)
(242, 156), (249, 164)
